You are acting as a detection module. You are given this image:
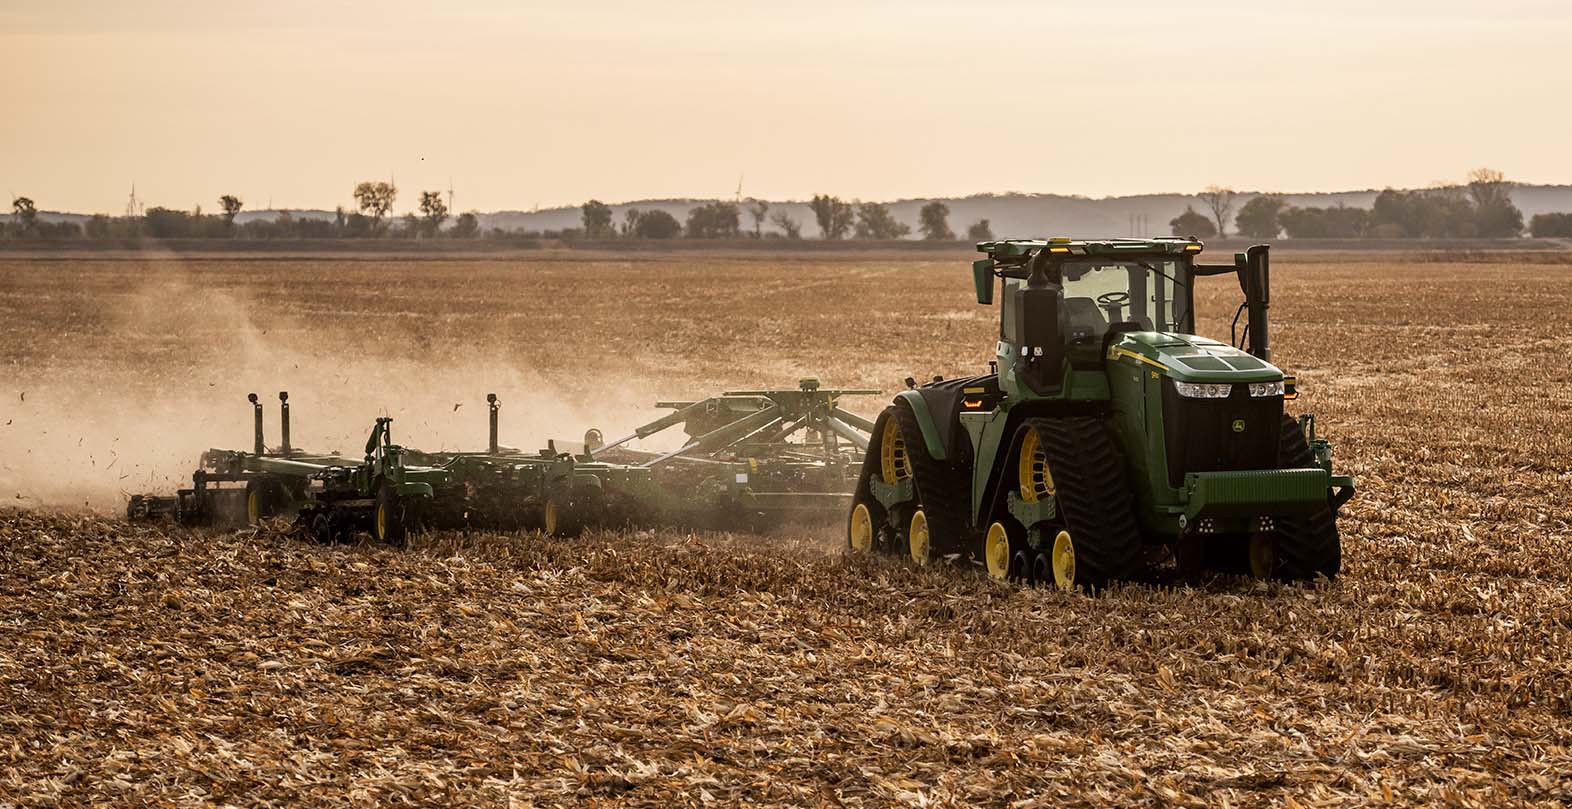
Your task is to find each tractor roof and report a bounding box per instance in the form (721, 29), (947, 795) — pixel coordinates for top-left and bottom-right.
(978, 237), (1204, 260)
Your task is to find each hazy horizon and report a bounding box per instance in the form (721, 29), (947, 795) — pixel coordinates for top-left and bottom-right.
(5, 0), (1571, 215)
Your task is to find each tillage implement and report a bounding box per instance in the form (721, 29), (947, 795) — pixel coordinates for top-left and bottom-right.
(590, 378), (875, 526)
(127, 391), (650, 543)
(847, 238), (1355, 590)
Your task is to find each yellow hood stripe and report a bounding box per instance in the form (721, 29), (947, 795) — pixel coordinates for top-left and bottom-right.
(1108, 346), (1170, 372)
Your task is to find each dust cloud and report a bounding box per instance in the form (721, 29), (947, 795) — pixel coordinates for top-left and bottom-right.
(0, 254), (681, 513)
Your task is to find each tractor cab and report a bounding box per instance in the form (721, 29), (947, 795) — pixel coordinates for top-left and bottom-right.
(1000, 252), (1193, 341)
(973, 237), (1273, 398)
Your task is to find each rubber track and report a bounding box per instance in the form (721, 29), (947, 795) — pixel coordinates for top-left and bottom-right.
(851, 408), (890, 507)
(1030, 416), (1145, 587)
(895, 402), (971, 558)
(1272, 415), (1342, 580)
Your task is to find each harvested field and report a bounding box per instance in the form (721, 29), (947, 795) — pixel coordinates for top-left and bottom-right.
(2, 249), (1571, 805)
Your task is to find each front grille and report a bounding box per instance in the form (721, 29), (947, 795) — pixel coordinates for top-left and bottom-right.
(1162, 382), (1282, 487)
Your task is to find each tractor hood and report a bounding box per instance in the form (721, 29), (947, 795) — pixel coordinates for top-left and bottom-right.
(1105, 332), (1282, 383)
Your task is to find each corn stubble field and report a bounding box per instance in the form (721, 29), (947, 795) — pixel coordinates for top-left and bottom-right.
(2, 248), (1571, 806)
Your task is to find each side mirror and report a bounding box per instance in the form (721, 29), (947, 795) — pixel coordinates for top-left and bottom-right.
(972, 259), (994, 305)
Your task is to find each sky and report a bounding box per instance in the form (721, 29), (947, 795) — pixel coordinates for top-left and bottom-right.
(3, 0), (1571, 214)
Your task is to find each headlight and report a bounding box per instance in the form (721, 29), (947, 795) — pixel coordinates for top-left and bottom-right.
(1173, 381), (1232, 399)
(1249, 381), (1285, 398)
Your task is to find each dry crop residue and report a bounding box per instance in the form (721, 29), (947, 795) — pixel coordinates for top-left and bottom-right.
(2, 249), (1571, 804)
(2, 510), (1570, 805)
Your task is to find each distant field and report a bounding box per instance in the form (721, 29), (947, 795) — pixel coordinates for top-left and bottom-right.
(1, 235), (1569, 256)
(2, 249), (1570, 803)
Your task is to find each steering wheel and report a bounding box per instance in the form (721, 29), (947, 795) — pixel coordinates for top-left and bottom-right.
(1096, 290), (1130, 321)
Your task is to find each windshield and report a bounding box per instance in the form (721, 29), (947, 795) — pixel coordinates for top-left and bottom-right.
(1057, 258), (1190, 343)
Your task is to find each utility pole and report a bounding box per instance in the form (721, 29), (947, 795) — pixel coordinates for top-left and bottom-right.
(125, 183), (143, 217)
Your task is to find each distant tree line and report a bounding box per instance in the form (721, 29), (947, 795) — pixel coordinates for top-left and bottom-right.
(0, 181), (485, 242)
(1171, 169), (1547, 240)
(9, 171), (1569, 243)
(0, 185), (993, 243)
(570, 195), (993, 242)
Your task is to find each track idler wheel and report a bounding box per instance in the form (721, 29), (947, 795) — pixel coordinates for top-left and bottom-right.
(907, 509), (934, 565)
(1049, 529), (1076, 591)
(983, 520), (1026, 581)
(847, 500), (884, 554)
(1029, 551), (1053, 587)
(1010, 550), (1032, 582)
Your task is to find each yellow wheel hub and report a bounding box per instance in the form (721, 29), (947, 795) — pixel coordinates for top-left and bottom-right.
(375, 500), (388, 540)
(1249, 534), (1275, 579)
(1051, 530), (1076, 591)
(247, 489), (263, 524)
(544, 501), (558, 535)
(880, 418), (911, 485)
(908, 509), (931, 565)
(1018, 428), (1055, 503)
(984, 522), (1012, 580)
(849, 503), (875, 553)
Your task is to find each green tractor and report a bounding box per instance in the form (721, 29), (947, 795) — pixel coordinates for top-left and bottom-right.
(848, 238), (1354, 590)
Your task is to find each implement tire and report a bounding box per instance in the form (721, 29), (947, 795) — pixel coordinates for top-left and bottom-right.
(374, 485), (409, 546)
(245, 478), (286, 525)
(543, 492), (584, 538)
(1268, 415), (1341, 581)
(1026, 416), (1144, 591)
